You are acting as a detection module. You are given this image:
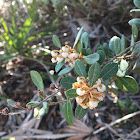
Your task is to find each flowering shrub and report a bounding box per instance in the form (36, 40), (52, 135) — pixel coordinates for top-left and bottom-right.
(2, 0), (140, 126)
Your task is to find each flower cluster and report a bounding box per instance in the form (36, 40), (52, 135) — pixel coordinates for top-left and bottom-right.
(51, 45), (82, 67)
(73, 77), (106, 110)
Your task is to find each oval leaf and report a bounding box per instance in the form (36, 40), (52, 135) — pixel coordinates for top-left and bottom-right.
(60, 77), (76, 89)
(73, 27), (83, 48)
(84, 53), (99, 65)
(55, 62), (64, 72)
(58, 67), (73, 76)
(132, 24), (138, 41)
(26, 101), (39, 107)
(101, 62), (118, 81)
(129, 18), (140, 28)
(74, 60), (87, 78)
(81, 32), (89, 49)
(65, 88), (78, 98)
(132, 43), (140, 54)
(75, 105), (88, 120)
(121, 35), (126, 52)
(52, 35), (61, 48)
(134, 0), (140, 8)
(120, 76), (139, 94)
(114, 37), (121, 54)
(88, 62), (101, 87)
(97, 50), (105, 65)
(65, 98), (73, 125)
(30, 70), (44, 92)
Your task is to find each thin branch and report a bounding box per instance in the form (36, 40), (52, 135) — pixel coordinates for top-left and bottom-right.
(104, 40), (140, 65)
(93, 111), (140, 135)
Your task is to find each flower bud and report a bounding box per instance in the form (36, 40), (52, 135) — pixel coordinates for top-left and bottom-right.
(76, 88), (86, 96)
(51, 51), (58, 57)
(97, 84), (106, 92)
(62, 46), (69, 52)
(62, 52), (68, 58)
(89, 100), (98, 109)
(49, 70), (54, 75)
(57, 57), (64, 63)
(76, 97), (84, 104)
(51, 58), (57, 63)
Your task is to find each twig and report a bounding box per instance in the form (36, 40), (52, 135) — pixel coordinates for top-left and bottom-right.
(104, 40), (140, 66)
(93, 111), (140, 135)
(126, 127), (140, 139)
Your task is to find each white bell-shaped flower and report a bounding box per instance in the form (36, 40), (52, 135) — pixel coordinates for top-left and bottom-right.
(49, 70), (54, 75)
(62, 52), (68, 58)
(89, 100), (98, 108)
(68, 53), (74, 59)
(97, 84), (106, 92)
(96, 79), (101, 85)
(77, 77), (85, 82)
(57, 57), (64, 63)
(81, 105), (88, 109)
(51, 51), (58, 57)
(76, 97), (83, 104)
(62, 47), (69, 52)
(76, 88), (86, 96)
(51, 58), (57, 63)
(73, 53), (79, 58)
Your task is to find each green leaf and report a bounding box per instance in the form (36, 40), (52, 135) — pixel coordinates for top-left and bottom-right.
(132, 43), (140, 54)
(101, 62), (118, 81)
(131, 34), (135, 46)
(60, 77), (76, 89)
(88, 62), (101, 87)
(30, 70), (44, 92)
(115, 78), (123, 90)
(84, 53), (99, 65)
(81, 32), (89, 49)
(132, 24), (138, 41)
(55, 62), (64, 72)
(73, 27), (83, 48)
(52, 35), (61, 48)
(134, 0), (140, 8)
(65, 98), (73, 125)
(129, 18), (140, 28)
(39, 102), (48, 117)
(58, 67), (73, 76)
(103, 43), (109, 57)
(96, 44), (103, 51)
(7, 99), (16, 108)
(121, 35), (126, 52)
(114, 37), (121, 54)
(26, 101), (39, 107)
(74, 40), (82, 53)
(118, 100), (125, 109)
(65, 88), (78, 98)
(120, 59), (128, 71)
(86, 48), (92, 55)
(74, 60), (87, 78)
(97, 50), (105, 65)
(130, 9), (140, 12)
(75, 105), (88, 120)
(120, 76), (139, 94)
(109, 36), (118, 53)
